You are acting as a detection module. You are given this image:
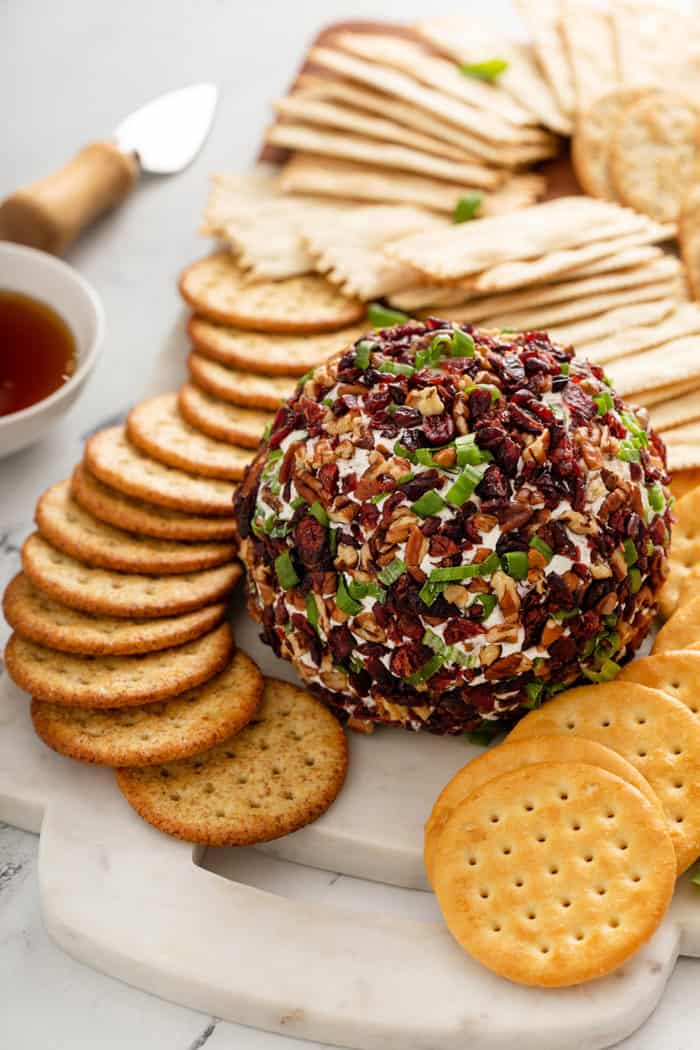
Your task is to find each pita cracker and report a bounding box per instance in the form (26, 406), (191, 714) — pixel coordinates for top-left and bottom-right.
(264, 123), (503, 190)
(572, 88), (651, 200)
(680, 184), (700, 301)
(583, 304), (700, 364)
(328, 32), (537, 127)
(606, 337), (700, 396)
(302, 204), (444, 301)
(515, 0), (576, 118)
(547, 299), (676, 348)
(635, 378), (700, 409)
(561, 1), (619, 113)
(650, 384), (700, 433)
(414, 16), (571, 135)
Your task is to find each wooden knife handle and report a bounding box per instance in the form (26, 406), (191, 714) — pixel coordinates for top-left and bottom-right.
(0, 141), (138, 255)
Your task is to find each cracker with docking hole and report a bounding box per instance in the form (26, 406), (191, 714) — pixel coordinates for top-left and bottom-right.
(4, 623), (234, 708)
(2, 573), (226, 656)
(85, 426), (236, 516)
(655, 486), (700, 619)
(432, 761), (675, 988)
(188, 316), (367, 378)
(280, 154), (545, 216)
(514, 0), (576, 118)
(670, 468), (700, 500)
(179, 253), (364, 334)
(70, 464), (238, 542)
(21, 533), (241, 619)
(507, 682), (700, 874)
(126, 393), (254, 482)
(611, 91), (700, 223)
(115, 677), (348, 846)
(620, 652), (700, 718)
(264, 123), (504, 190)
(547, 299), (676, 350)
(187, 352), (296, 410)
(424, 735), (661, 887)
(654, 594), (700, 654)
(585, 304), (700, 365)
(30, 648), (263, 766)
(572, 88), (653, 200)
(560, 1), (619, 114)
(178, 384), (272, 448)
(680, 184), (700, 301)
(36, 480), (235, 574)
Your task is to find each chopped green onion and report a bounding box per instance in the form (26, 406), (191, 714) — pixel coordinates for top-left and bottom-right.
(478, 552), (501, 577)
(347, 579), (387, 603)
(306, 592), (319, 632)
(322, 397), (334, 407)
(647, 482), (665, 513)
(329, 528), (338, 556)
(454, 192), (483, 223)
(455, 434), (492, 467)
(465, 722), (503, 746)
(429, 564), (482, 583)
(397, 472), (415, 484)
(371, 491), (390, 505)
(503, 550), (528, 581)
(308, 501), (329, 526)
(629, 568), (642, 594)
(336, 574), (363, 616)
(378, 558), (406, 586)
(406, 652), (444, 686)
(451, 329), (476, 357)
(583, 658), (620, 684)
(617, 441), (641, 463)
(354, 339), (376, 370)
(349, 654), (364, 675)
(414, 341), (442, 371)
(394, 440), (416, 463)
(419, 581), (439, 607)
(525, 681), (544, 708)
(602, 614), (618, 628)
(379, 359), (415, 377)
(622, 538), (638, 566)
(551, 608), (579, 622)
(472, 593), (498, 620)
(594, 390), (614, 415)
(529, 536), (553, 563)
(647, 540), (655, 557)
(411, 489), (446, 518)
(560, 362), (570, 376)
(368, 303), (410, 328)
(423, 628), (445, 652)
(464, 383), (500, 401)
(274, 551), (299, 590)
(297, 368), (315, 386)
(460, 58), (508, 81)
(290, 495), (307, 510)
(262, 421), (273, 441)
(445, 464), (485, 505)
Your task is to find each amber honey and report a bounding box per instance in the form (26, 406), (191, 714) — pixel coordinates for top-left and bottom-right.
(0, 290), (77, 417)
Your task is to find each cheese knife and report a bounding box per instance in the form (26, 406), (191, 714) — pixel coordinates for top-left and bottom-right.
(0, 83), (218, 255)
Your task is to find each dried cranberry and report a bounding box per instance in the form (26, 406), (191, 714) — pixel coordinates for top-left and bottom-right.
(328, 624), (354, 665)
(564, 382), (596, 425)
(294, 516), (327, 570)
(392, 405), (422, 428)
(401, 469), (442, 500)
(390, 642), (432, 679)
(468, 387), (494, 423)
(423, 412), (455, 445)
(477, 464), (508, 501)
(318, 462), (339, 499)
(444, 618), (483, 644)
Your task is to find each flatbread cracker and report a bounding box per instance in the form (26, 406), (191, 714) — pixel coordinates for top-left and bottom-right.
(606, 337), (700, 396)
(572, 88), (650, 199)
(188, 352), (296, 411)
(126, 393), (254, 482)
(432, 761), (674, 987)
(680, 184), (700, 301)
(584, 304), (700, 364)
(178, 384), (271, 448)
(36, 479), (235, 574)
(21, 532), (241, 619)
(561, 1), (619, 113)
(507, 681), (700, 873)
(85, 426), (237, 516)
(515, 0), (576, 118)
(116, 677), (348, 846)
(31, 648), (263, 766)
(5, 623), (234, 708)
(264, 123), (503, 190)
(611, 91), (700, 223)
(179, 252), (364, 334)
(2, 573), (226, 656)
(547, 299), (677, 349)
(70, 464), (238, 542)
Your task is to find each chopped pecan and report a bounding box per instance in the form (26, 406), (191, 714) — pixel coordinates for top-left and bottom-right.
(492, 570), (521, 616)
(405, 524), (428, 568)
(484, 652), (532, 679)
(335, 543), (358, 570)
(479, 643), (501, 667)
(406, 386), (444, 416)
(354, 611), (387, 643)
(443, 584), (470, 609)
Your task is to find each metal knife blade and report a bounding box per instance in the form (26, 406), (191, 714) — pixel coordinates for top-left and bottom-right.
(113, 83), (218, 174)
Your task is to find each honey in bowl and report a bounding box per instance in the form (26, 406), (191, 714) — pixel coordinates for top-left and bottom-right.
(0, 290), (77, 417)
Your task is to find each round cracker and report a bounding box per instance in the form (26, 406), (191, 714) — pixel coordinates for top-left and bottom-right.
(611, 90), (700, 222)
(85, 426), (236, 516)
(424, 735), (661, 886)
(432, 761), (675, 988)
(126, 393), (254, 482)
(36, 479), (235, 574)
(653, 595), (700, 653)
(572, 88), (650, 200)
(30, 648), (263, 765)
(508, 681), (700, 873)
(2, 573), (227, 656)
(179, 252), (364, 333)
(188, 315), (366, 377)
(70, 465), (238, 542)
(188, 352), (296, 410)
(22, 533), (241, 619)
(657, 484), (700, 619)
(619, 651), (700, 718)
(178, 383), (271, 448)
(115, 677), (347, 845)
(670, 467), (700, 501)
(4, 623), (234, 708)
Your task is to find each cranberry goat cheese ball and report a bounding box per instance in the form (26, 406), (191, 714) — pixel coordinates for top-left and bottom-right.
(234, 320), (671, 736)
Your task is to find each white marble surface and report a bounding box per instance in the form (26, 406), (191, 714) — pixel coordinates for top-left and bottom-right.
(1, 1), (699, 1047)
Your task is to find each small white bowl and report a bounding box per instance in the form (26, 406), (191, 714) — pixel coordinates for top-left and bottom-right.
(0, 242), (104, 459)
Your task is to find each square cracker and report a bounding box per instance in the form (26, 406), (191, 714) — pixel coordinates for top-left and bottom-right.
(547, 298), (676, 348)
(680, 184), (700, 301)
(583, 304), (700, 364)
(606, 336), (700, 396)
(612, 0), (700, 92)
(667, 444), (700, 471)
(515, 0), (576, 118)
(561, 0), (619, 113)
(635, 378), (700, 409)
(650, 381), (700, 432)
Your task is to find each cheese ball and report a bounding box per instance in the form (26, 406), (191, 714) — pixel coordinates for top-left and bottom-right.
(234, 320), (671, 736)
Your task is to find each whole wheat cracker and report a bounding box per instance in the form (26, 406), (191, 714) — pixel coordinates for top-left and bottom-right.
(180, 252), (364, 334)
(178, 385), (271, 448)
(680, 184), (700, 301)
(36, 479), (235, 575)
(2, 573), (227, 657)
(85, 426), (236, 516)
(432, 761), (674, 987)
(70, 464), (238, 543)
(584, 304), (700, 365)
(5, 623), (234, 708)
(126, 394), (253, 482)
(514, 0), (576, 118)
(547, 299), (677, 349)
(31, 648), (263, 766)
(560, 0), (619, 113)
(187, 352), (296, 410)
(507, 681), (700, 873)
(21, 532), (241, 619)
(115, 677), (348, 846)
